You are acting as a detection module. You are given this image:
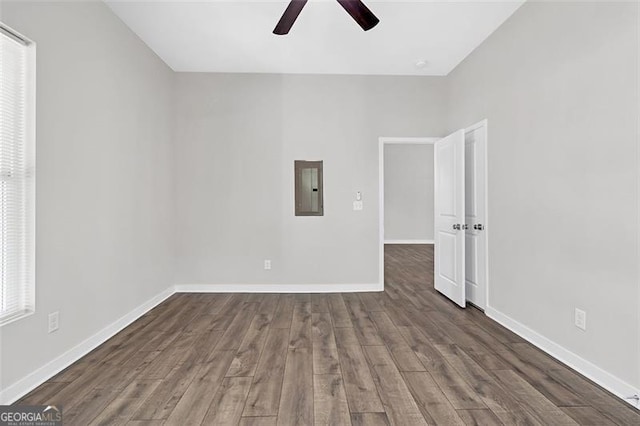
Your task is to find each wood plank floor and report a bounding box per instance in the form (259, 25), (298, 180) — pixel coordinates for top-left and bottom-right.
(18, 245), (640, 425)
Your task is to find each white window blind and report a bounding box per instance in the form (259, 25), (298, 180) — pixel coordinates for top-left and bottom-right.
(0, 25), (35, 326)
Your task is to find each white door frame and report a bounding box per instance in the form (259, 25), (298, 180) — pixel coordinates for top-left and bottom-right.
(378, 137), (440, 288)
(465, 119), (490, 309)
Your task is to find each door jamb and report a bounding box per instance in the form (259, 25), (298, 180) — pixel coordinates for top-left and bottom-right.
(378, 137), (440, 289)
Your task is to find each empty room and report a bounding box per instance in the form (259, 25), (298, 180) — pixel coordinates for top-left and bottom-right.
(0, 0), (639, 425)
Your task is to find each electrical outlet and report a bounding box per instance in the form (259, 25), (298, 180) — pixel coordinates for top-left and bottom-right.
(264, 259), (271, 270)
(624, 394), (640, 408)
(574, 308), (586, 331)
(353, 201), (363, 211)
(48, 311), (59, 333)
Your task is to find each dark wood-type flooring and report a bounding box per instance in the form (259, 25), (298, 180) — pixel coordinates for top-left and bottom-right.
(18, 245), (640, 425)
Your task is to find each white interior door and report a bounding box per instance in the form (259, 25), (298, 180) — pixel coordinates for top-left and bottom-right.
(434, 130), (466, 307)
(464, 123), (487, 309)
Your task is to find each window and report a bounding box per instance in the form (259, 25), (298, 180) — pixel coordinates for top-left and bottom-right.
(0, 25), (35, 326)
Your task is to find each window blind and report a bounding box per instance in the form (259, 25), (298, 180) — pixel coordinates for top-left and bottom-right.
(0, 26), (35, 326)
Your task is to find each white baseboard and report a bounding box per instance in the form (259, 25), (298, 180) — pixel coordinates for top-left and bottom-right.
(0, 286), (175, 405)
(175, 283), (383, 293)
(384, 240), (434, 245)
(485, 306), (640, 410)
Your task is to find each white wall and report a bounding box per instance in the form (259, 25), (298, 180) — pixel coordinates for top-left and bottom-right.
(173, 73), (447, 286)
(0, 0), (174, 393)
(447, 1), (640, 390)
(384, 144), (434, 242)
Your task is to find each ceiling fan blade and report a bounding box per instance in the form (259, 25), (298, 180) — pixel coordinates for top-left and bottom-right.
(273, 0), (309, 35)
(336, 0), (379, 31)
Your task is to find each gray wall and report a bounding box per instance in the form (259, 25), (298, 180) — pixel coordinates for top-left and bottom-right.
(0, 1), (174, 390)
(173, 74), (447, 285)
(447, 1), (639, 389)
(2, 0), (638, 404)
(384, 144), (434, 242)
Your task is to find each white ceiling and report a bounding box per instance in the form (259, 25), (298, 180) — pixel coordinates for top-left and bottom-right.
(105, 0), (524, 76)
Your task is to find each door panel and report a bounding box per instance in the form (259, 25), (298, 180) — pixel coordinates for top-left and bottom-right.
(438, 142), (457, 216)
(465, 233), (480, 302)
(464, 123), (487, 309)
(465, 141), (477, 216)
(438, 231), (458, 283)
(434, 130), (466, 307)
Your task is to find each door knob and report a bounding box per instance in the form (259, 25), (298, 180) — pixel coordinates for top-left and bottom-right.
(473, 224), (484, 231)
(462, 224), (469, 230)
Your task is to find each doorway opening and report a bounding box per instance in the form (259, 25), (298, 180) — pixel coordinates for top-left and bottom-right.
(378, 137), (438, 292)
(378, 120), (488, 309)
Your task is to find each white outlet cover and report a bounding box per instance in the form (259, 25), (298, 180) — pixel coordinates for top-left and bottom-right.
(48, 311), (59, 333)
(264, 260), (271, 270)
(574, 308), (586, 331)
(353, 201), (363, 211)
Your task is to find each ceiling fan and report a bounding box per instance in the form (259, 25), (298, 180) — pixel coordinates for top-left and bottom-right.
(274, 0), (380, 35)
